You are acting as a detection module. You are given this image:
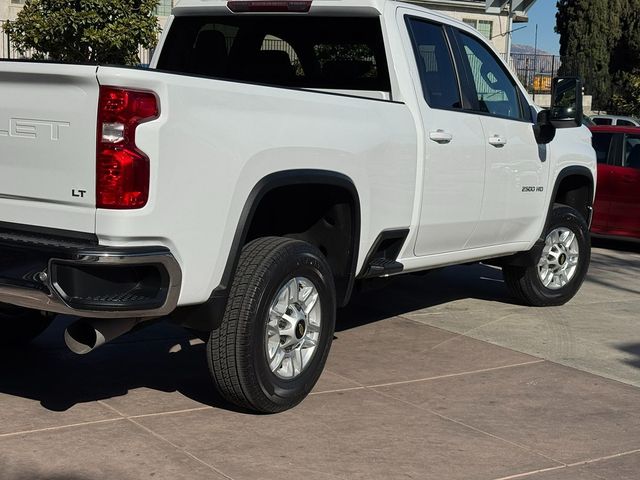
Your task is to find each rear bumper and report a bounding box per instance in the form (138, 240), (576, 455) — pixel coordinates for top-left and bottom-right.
(0, 228), (181, 318)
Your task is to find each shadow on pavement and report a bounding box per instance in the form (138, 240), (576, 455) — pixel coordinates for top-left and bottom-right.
(618, 343), (640, 370)
(0, 263), (514, 413)
(5, 474), (97, 480)
(0, 317), (241, 413)
(587, 242), (640, 295)
(337, 263), (515, 332)
(592, 237), (640, 254)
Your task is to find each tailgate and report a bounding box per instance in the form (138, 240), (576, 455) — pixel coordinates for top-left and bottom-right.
(0, 63), (99, 233)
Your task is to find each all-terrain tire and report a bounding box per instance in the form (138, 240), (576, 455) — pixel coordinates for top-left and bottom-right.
(207, 237), (336, 413)
(503, 204), (591, 307)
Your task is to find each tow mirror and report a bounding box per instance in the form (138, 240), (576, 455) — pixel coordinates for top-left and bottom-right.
(534, 77), (584, 145)
(549, 77), (583, 128)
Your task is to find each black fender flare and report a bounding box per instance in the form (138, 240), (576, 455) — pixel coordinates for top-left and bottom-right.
(545, 165), (595, 231)
(173, 169), (361, 331)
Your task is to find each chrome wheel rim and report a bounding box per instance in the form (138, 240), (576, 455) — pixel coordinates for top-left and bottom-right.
(538, 227), (580, 290)
(266, 277), (322, 380)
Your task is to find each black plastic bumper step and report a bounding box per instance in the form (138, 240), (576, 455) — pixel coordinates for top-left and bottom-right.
(364, 258), (404, 278)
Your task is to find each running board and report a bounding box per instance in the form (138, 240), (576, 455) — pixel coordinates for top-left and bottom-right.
(363, 258), (404, 278)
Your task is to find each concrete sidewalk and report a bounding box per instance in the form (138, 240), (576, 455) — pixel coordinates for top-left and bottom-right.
(1, 242), (639, 480)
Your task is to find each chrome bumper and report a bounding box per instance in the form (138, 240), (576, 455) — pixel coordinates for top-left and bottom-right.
(0, 230), (181, 318)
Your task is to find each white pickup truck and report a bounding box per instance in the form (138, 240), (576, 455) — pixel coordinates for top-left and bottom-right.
(0, 0), (595, 413)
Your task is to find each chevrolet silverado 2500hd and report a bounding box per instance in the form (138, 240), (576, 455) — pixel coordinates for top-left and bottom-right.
(0, 0), (596, 413)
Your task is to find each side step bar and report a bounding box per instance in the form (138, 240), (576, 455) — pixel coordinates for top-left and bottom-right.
(359, 229), (409, 279)
(363, 258), (404, 278)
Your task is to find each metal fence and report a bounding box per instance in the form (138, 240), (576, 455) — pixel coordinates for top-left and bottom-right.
(1, 25), (13, 59)
(1, 21), (40, 60)
(509, 53), (562, 94)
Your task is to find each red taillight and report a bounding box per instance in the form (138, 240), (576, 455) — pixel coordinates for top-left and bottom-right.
(96, 87), (159, 209)
(227, 1), (312, 13)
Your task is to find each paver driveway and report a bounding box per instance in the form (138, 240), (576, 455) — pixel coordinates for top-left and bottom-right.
(0, 240), (639, 480)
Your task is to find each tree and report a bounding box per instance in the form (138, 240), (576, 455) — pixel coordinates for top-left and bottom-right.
(610, 0), (640, 115)
(611, 72), (640, 116)
(3, 0), (161, 65)
(556, 0), (625, 109)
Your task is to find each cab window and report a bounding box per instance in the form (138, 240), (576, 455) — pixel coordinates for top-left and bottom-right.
(593, 118), (613, 125)
(624, 134), (640, 169)
(406, 18), (462, 110)
(157, 16), (391, 92)
(455, 30), (525, 121)
(592, 133), (614, 164)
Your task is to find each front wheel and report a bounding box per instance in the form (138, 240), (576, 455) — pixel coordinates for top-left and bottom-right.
(208, 237), (336, 413)
(503, 205), (591, 307)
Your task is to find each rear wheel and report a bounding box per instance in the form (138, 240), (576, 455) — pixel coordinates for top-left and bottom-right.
(503, 205), (590, 306)
(0, 304), (53, 346)
(208, 237), (336, 413)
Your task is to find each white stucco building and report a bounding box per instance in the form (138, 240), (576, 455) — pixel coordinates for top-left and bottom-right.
(0, 0), (23, 22)
(415, 0), (536, 55)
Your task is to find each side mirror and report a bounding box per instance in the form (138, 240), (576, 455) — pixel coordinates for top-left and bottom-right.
(549, 77), (583, 128)
(533, 109), (556, 144)
(533, 77), (584, 144)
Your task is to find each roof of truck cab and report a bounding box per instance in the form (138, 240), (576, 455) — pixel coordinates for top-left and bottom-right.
(172, 0), (395, 16)
(170, 0), (495, 51)
(589, 126), (640, 135)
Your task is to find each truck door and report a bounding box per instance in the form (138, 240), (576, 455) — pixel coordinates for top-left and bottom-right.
(401, 13), (486, 256)
(590, 131), (617, 232)
(450, 28), (550, 247)
(609, 132), (640, 236)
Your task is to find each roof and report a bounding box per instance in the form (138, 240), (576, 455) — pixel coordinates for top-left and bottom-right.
(174, 0), (391, 14)
(589, 126), (640, 134)
(172, 0), (481, 30)
(591, 115), (640, 121)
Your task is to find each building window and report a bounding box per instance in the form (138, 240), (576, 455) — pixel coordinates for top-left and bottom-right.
(155, 0), (173, 16)
(462, 19), (493, 40)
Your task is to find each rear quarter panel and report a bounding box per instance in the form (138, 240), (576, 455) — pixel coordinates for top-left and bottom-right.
(95, 67), (418, 305)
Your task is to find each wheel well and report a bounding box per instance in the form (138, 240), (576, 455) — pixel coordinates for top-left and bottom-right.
(246, 183), (359, 306)
(553, 174), (593, 222)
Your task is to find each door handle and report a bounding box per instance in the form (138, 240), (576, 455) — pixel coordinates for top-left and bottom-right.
(429, 130), (453, 144)
(488, 135), (507, 147)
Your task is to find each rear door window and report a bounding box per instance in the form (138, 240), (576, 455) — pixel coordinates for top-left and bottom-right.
(406, 18), (462, 110)
(157, 16), (391, 92)
(624, 134), (640, 169)
(592, 133), (615, 164)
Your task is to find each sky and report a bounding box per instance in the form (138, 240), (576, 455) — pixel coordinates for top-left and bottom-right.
(511, 0), (561, 55)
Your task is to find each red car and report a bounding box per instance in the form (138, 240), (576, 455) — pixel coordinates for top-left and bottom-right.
(590, 125), (640, 239)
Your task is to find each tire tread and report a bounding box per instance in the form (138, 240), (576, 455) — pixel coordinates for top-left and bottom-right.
(208, 237), (331, 412)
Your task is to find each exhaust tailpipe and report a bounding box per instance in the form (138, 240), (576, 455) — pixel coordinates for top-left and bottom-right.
(64, 318), (141, 355)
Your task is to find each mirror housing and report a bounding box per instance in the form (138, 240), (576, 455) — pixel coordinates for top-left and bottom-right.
(549, 77), (583, 128)
(533, 109), (556, 145)
(533, 77), (584, 145)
